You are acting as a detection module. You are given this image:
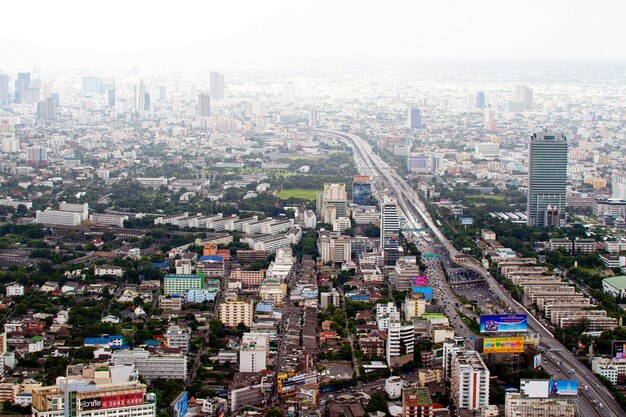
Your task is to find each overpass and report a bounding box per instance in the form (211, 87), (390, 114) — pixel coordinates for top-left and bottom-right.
(318, 129), (625, 417)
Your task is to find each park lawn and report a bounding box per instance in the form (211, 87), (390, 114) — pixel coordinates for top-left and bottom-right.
(466, 194), (507, 202)
(277, 188), (318, 200)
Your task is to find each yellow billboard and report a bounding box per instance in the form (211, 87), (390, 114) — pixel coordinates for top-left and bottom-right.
(483, 337), (525, 354)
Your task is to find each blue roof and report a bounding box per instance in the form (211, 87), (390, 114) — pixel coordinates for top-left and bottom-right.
(256, 302), (274, 312)
(144, 340), (161, 346)
(84, 337), (108, 345)
(152, 262), (169, 268)
(109, 335), (123, 340)
(198, 255), (224, 263)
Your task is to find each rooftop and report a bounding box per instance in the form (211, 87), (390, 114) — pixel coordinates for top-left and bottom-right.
(603, 276), (626, 290)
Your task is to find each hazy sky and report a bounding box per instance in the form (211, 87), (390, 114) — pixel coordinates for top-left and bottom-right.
(2, 0), (625, 69)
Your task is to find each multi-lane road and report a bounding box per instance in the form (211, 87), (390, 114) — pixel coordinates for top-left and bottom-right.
(322, 129), (625, 417)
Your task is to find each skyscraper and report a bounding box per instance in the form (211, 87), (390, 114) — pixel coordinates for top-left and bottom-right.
(475, 91), (485, 109)
(352, 175), (372, 205)
(0, 74), (8, 106)
(408, 107), (421, 129)
(81, 76), (100, 96)
(515, 84), (534, 109)
(36, 97), (57, 121)
(210, 72), (225, 100)
(527, 132), (568, 227)
(107, 88), (116, 107)
(197, 93), (211, 117)
(381, 198), (400, 265)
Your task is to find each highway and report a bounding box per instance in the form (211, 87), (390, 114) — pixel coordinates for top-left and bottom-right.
(322, 129), (625, 417)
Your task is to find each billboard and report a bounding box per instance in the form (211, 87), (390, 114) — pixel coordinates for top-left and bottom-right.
(533, 354), (542, 369)
(413, 276), (428, 286)
(520, 379), (549, 398)
(80, 393), (144, 411)
(480, 314), (528, 333)
(549, 380), (579, 396)
(172, 392), (188, 417)
(483, 337), (524, 353)
(411, 287), (433, 300)
(279, 372), (318, 394)
(459, 217), (474, 225)
(613, 341), (626, 360)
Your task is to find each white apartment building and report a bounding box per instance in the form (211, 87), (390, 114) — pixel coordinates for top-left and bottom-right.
(94, 266), (124, 277)
(5, 283), (24, 297)
(165, 325), (190, 354)
(36, 209), (83, 226)
(58, 202), (89, 221)
(89, 213), (129, 227)
(386, 313), (414, 368)
(318, 234), (352, 263)
(110, 349), (187, 381)
(239, 334), (268, 373)
(451, 350), (490, 411)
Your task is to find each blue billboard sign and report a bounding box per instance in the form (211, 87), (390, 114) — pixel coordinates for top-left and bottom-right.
(459, 217), (474, 225)
(479, 314), (528, 333)
(549, 380), (579, 396)
(411, 287), (433, 300)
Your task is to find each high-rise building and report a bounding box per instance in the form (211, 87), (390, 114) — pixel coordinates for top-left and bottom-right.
(0, 74), (8, 106)
(451, 350), (490, 411)
(108, 89), (116, 106)
(515, 84), (534, 109)
(31, 364), (156, 417)
(81, 76), (100, 96)
(26, 146), (48, 166)
(316, 183), (348, 218)
(210, 72), (225, 100)
(484, 107), (495, 130)
(527, 132), (568, 227)
(352, 175), (372, 205)
(408, 107), (421, 129)
(402, 387), (434, 417)
(476, 91), (486, 109)
(612, 174), (626, 200)
(37, 97), (57, 121)
(386, 312), (414, 367)
(239, 334), (268, 373)
(134, 82), (146, 111)
(197, 93), (211, 117)
(381, 198), (400, 265)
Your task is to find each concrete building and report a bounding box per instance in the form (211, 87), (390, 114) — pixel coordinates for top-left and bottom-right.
(239, 334), (268, 373)
(381, 198), (400, 266)
(110, 349), (187, 381)
(527, 132), (568, 227)
(35, 209), (83, 226)
(318, 233), (352, 263)
(5, 283), (24, 297)
(385, 376), (402, 399)
(602, 276), (626, 300)
(451, 350), (490, 411)
(31, 364), (155, 417)
(386, 313), (414, 368)
(219, 300), (254, 327)
(165, 325), (190, 354)
(402, 387), (433, 417)
(163, 274), (204, 295)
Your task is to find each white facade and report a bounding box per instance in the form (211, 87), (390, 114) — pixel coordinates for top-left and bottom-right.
(6, 283), (24, 297)
(36, 209), (83, 226)
(385, 376), (403, 399)
(165, 325), (190, 354)
(451, 350), (490, 411)
(386, 313), (414, 366)
(94, 266), (124, 277)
